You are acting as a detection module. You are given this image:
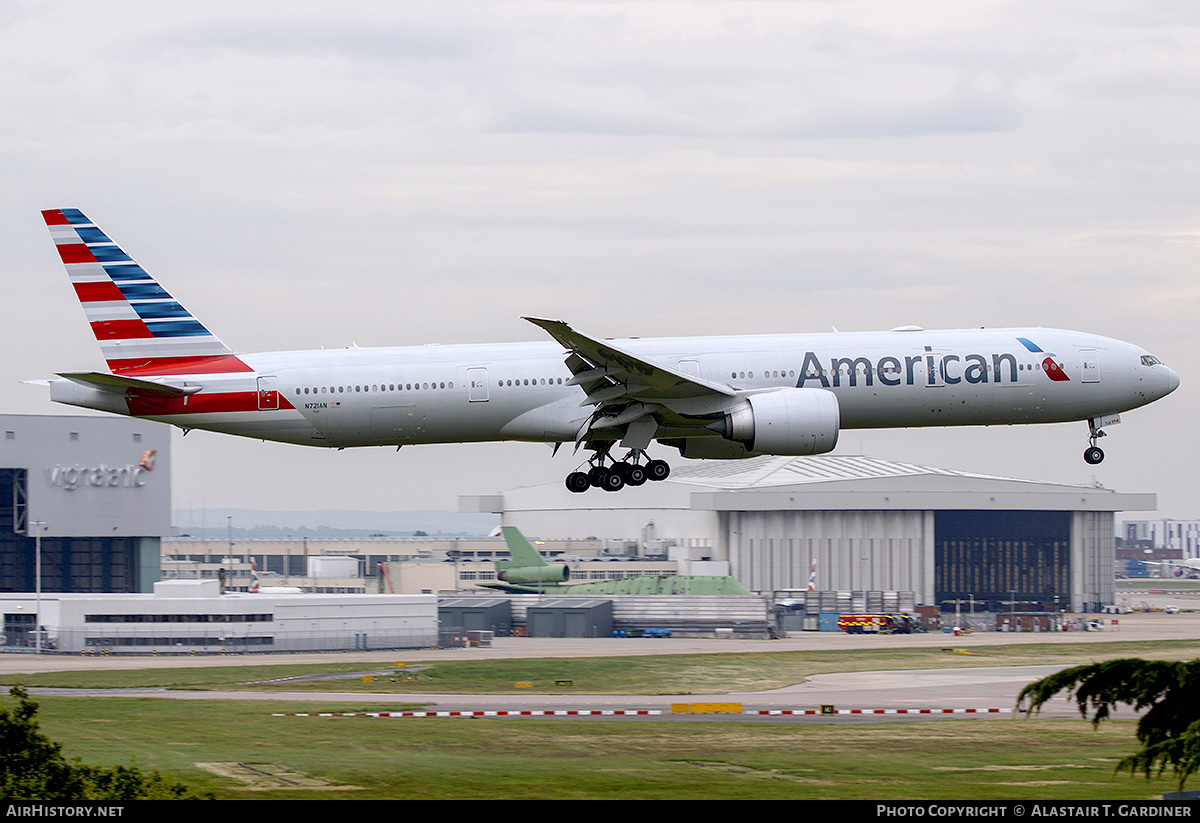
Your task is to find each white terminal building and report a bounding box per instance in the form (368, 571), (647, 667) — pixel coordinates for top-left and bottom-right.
(1122, 519), (1200, 559)
(1, 580), (436, 654)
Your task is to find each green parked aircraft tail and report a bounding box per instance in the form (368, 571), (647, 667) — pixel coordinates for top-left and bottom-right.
(498, 525), (548, 568)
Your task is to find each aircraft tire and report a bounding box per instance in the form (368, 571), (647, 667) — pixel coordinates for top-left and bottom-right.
(1084, 446), (1104, 465)
(646, 459), (670, 481)
(600, 470), (625, 492)
(565, 472), (590, 493)
(624, 464), (647, 486)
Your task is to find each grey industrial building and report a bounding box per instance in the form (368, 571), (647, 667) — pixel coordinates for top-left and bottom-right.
(463, 455), (1155, 613)
(0, 414), (171, 595)
(0, 415), (440, 652)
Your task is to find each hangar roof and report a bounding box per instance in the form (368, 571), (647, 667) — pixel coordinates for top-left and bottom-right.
(671, 454), (997, 487)
(678, 455), (1154, 513)
(461, 455), (1155, 515)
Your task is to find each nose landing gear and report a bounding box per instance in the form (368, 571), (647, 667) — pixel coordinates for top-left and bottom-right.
(1084, 419), (1106, 465)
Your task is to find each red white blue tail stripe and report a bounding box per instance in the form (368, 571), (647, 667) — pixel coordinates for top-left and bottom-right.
(42, 208), (251, 376)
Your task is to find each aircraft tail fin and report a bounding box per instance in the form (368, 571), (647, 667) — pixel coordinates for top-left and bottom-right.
(42, 209), (252, 377)
(498, 526), (549, 568)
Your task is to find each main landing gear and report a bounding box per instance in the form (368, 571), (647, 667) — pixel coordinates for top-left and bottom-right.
(565, 448), (670, 493)
(1084, 419), (1106, 465)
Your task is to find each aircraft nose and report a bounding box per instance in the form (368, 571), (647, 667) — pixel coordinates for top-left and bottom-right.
(1164, 366), (1181, 396)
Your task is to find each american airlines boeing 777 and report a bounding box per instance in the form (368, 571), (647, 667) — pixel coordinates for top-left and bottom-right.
(40, 209), (1179, 492)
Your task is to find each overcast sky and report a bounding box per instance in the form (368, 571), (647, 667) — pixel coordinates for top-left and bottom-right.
(1, 1), (1196, 524)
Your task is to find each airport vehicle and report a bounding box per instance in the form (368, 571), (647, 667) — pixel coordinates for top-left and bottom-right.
(39, 209), (1180, 492)
(837, 613), (914, 634)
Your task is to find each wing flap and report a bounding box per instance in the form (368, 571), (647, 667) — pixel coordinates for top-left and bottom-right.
(524, 317), (736, 401)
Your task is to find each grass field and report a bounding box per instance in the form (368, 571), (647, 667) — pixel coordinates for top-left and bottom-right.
(6, 640), (1197, 799)
(18, 696), (1181, 800)
(4, 639), (1199, 694)
(1116, 578), (1200, 592)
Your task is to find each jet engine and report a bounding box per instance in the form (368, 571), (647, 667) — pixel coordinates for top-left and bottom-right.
(707, 388), (839, 456)
(497, 564), (570, 585)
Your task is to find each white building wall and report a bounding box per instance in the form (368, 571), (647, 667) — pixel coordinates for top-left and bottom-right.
(1123, 519), (1200, 559)
(723, 509), (932, 602)
(0, 590), (437, 653)
(1075, 511), (1115, 611)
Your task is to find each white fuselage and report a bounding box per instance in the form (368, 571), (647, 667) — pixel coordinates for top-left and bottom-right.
(49, 326), (1180, 454)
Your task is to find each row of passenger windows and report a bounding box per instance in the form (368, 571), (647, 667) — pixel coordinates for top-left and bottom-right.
(295, 382), (454, 396)
(499, 378), (565, 387)
(734, 370), (797, 379)
(295, 378), (572, 396)
(293, 359), (1072, 399)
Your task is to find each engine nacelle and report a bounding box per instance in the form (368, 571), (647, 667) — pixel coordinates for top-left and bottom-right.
(708, 388), (840, 456)
(498, 564), (570, 585)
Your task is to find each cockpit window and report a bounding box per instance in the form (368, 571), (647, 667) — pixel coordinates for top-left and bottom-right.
(1141, 355), (1163, 367)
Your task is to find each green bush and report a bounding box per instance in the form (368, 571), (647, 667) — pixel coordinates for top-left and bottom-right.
(0, 686), (210, 800)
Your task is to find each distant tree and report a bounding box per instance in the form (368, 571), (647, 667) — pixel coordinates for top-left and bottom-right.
(0, 687), (210, 800)
(1018, 658), (1200, 789)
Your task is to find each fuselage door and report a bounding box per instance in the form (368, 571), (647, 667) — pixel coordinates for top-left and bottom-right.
(468, 368), (489, 402)
(1080, 350), (1099, 383)
(257, 376), (279, 410)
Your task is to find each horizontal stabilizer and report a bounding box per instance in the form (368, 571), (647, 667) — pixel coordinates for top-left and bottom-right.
(57, 371), (201, 398)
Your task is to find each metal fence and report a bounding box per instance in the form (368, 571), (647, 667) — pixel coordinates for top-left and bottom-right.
(5, 627), (439, 655)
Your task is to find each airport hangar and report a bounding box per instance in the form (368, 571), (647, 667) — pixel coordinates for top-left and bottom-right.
(462, 455), (1155, 614)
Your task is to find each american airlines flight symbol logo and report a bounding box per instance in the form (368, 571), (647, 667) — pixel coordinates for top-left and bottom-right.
(1043, 357), (1069, 382)
(1019, 336), (1070, 382)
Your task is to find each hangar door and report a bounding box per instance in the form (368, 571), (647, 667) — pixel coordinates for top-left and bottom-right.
(934, 511), (1070, 610)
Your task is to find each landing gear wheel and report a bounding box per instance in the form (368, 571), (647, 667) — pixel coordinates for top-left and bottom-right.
(565, 472), (590, 493)
(646, 459), (670, 481)
(623, 463), (647, 486)
(600, 469), (625, 492)
(1084, 446), (1105, 465)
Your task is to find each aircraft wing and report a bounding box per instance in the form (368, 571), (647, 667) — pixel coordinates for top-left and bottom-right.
(524, 317), (737, 447)
(524, 317), (736, 402)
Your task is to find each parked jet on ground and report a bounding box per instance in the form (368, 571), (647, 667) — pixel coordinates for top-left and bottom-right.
(477, 526), (753, 595)
(1142, 559), (1200, 579)
(480, 526), (573, 594)
(39, 209), (1180, 492)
